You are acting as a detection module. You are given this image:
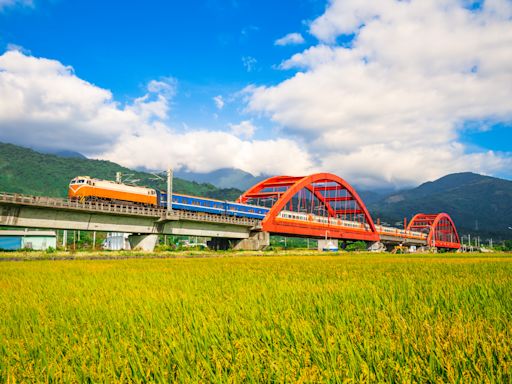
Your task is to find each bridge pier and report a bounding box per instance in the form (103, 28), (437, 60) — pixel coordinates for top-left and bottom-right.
(368, 242), (386, 252)
(128, 234), (158, 251)
(233, 231), (270, 251)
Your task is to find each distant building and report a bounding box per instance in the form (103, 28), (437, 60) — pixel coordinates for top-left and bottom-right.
(0, 230), (57, 250)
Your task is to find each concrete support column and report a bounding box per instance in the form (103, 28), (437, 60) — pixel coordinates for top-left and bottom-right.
(233, 231), (270, 251)
(128, 234), (158, 251)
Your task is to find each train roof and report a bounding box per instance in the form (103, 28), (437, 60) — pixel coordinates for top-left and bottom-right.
(70, 176), (155, 191)
(170, 192), (269, 210)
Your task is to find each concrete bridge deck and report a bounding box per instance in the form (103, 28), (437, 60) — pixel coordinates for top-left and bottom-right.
(0, 192), (261, 244)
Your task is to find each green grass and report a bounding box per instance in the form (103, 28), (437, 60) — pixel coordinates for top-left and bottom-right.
(1, 253), (511, 382)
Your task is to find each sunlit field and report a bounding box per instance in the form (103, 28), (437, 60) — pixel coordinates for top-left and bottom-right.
(1, 253), (511, 382)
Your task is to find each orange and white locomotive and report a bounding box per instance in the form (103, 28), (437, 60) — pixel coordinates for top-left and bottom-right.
(68, 176), (157, 206)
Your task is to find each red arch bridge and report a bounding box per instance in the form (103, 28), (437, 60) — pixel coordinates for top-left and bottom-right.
(237, 173), (460, 250)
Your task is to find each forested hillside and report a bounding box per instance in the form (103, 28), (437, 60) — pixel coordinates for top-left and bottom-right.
(369, 172), (512, 240)
(0, 143), (243, 200)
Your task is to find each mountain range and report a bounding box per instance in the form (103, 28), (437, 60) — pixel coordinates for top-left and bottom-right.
(174, 168), (268, 190)
(368, 172), (512, 240)
(0, 142), (510, 240)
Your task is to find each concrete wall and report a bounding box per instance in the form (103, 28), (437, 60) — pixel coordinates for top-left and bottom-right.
(22, 236), (57, 250)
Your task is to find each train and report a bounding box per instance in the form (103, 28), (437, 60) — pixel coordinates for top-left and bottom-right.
(68, 176), (269, 219)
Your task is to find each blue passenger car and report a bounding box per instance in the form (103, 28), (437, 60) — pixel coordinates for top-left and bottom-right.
(224, 201), (269, 219)
(157, 191), (269, 219)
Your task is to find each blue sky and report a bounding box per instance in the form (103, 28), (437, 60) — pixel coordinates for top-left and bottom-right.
(0, 0), (511, 188)
(0, 0), (322, 134)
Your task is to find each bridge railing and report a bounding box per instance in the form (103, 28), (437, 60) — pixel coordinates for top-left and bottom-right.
(0, 192), (260, 227)
(0, 192), (163, 217)
(173, 210), (259, 226)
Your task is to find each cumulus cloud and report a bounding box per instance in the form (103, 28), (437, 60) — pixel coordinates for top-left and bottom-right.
(229, 120), (256, 139)
(0, 50), (131, 153)
(0, 50), (314, 176)
(103, 130), (313, 176)
(274, 32), (305, 46)
(213, 95), (224, 109)
(246, 0), (512, 187)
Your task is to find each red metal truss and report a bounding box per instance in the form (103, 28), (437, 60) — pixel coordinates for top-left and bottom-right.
(324, 196), (353, 202)
(237, 176), (301, 201)
(407, 213), (461, 249)
(238, 173), (379, 241)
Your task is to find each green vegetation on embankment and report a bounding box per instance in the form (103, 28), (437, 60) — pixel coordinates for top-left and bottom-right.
(1, 253), (511, 382)
(0, 142), (243, 200)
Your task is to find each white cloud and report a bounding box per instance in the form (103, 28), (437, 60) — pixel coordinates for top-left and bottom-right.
(0, 0), (32, 10)
(246, 0), (512, 187)
(6, 44), (30, 54)
(103, 130), (314, 176)
(147, 77), (177, 98)
(0, 50), (314, 177)
(213, 95), (224, 109)
(242, 56), (257, 72)
(229, 120), (256, 139)
(0, 50), (130, 153)
(274, 32), (305, 46)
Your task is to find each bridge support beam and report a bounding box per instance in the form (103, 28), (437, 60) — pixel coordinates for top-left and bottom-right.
(128, 234), (158, 251)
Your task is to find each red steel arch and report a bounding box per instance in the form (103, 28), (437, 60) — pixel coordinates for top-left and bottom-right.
(407, 213), (460, 249)
(238, 173), (379, 241)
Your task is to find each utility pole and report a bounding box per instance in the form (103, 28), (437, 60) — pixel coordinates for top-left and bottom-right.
(167, 167), (173, 213)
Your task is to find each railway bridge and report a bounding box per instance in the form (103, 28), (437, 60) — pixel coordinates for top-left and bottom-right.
(0, 173), (460, 251)
(237, 173), (460, 251)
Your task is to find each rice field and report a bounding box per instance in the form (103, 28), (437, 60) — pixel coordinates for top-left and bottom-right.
(1, 253), (511, 382)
